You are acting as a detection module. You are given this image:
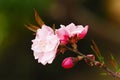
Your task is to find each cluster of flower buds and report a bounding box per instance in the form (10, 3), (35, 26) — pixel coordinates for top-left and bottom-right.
(61, 54), (101, 69)
(84, 54), (101, 67)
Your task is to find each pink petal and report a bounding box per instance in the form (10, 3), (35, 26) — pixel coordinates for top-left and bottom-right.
(78, 25), (88, 39)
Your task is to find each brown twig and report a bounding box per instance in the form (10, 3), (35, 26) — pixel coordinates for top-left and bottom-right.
(64, 45), (120, 79)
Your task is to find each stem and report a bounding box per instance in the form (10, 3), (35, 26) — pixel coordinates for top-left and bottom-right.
(64, 45), (120, 79)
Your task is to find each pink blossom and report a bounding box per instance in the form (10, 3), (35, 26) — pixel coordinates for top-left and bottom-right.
(87, 54), (95, 61)
(77, 25), (88, 39)
(56, 23), (88, 45)
(60, 23), (88, 39)
(31, 25), (60, 65)
(55, 26), (69, 45)
(62, 57), (79, 69)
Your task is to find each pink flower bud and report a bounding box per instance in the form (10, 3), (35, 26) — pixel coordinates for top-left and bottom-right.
(87, 54), (95, 61)
(94, 61), (101, 66)
(62, 57), (79, 69)
(85, 54), (95, 66)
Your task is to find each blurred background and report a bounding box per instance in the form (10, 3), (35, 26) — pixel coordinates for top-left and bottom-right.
(0, 0), (120, 80)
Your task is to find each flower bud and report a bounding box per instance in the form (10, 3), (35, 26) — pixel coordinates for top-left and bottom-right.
(87, 54), (95, 60)
(85, 54), (95, 66)
(62, 57), (79, 69)
(94, 61), (101, 66)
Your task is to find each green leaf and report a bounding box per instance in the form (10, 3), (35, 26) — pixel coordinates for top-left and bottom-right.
(110, 53), (120, 72)
(91, 40), (104, 64)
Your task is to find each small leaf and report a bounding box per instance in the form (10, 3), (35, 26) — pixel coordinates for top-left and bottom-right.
(25, 24), (39, 32)
(110, 53), (120, 72)
(110, 58), (115, 69)
(34, 9), (44, 27)
(92, 40), (101, 56)
(91, 40), (104, 64)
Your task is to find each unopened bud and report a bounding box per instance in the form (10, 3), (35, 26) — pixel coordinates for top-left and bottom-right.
(85, 54), (95, 66)
(77, 56), (84, 61)
(62, 57), (79, 69)
(87, 54), (95, 60)
(94, 61), (101, 66)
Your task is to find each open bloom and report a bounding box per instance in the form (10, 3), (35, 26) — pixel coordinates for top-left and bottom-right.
(55, 26), (69, 45)
(56, 23), (88, 45)
(31, 25), (60, 65)
(61, 23), (88, 39)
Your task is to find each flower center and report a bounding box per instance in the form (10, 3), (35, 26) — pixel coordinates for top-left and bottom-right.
(39, 39), (47, 51)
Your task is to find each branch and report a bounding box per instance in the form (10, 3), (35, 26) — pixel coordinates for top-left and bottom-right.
(64, 45), (120, 79)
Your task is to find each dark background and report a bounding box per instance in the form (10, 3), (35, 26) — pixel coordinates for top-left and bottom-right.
(0, 0), (120, 80)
